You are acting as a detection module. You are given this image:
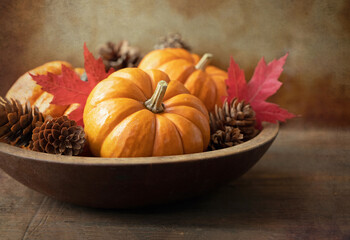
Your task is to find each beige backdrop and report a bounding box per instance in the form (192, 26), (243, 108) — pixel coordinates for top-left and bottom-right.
(0, 0), (349, 127)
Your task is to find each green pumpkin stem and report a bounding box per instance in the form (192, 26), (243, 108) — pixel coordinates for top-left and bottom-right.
(195, 53), (213, 70)
(145, 80), (168, 113)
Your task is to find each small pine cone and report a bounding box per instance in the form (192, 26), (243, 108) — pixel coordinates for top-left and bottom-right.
(210, 98), (258, 141)
(98, 40), (142, 71)
(208, 126), (243, 151)
(30, 116), (86, 156)
(0, 97), (44, 146)
(154, 33), (191, 51)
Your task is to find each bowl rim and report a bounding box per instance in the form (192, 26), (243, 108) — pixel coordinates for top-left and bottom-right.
(0, 122), (278, 166)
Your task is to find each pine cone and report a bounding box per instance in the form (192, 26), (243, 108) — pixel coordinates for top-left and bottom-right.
(154, 33), (191, 51)
(30, 116), (86, 156)
(0, 97), (44, 146)
(210, 98), (258, 141)
(98, 40), (142, 71)
(208, 126), (243, 151)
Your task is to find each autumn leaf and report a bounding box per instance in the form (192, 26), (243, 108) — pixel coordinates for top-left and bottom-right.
(226, 56), (247, 101)
(31, 43), (114, 126)
(83, 42), (114, 85)
(226, 53), (295, 127)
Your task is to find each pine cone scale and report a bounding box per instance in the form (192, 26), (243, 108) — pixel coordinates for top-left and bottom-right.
(0, 115), (7, 126)
(52, 123), (60, 130)
(22, 125), (32, 135)
(99, 40), (142, 71)
(65, 141), (72, 149)
(47, 134), (54, 144)
(29, 116), (86, 156)
(8, 112), (19, 124)
(99, 42), (115, 59)
(39, 138), (46, 150)
(0, 97), (44, 146)
(0, 124), (9, 136)
(52, 129), (60, 139)
(208, 98), (259, 150)
(154, 33), (191, 51)
(52, 139), (60, 148)
(73, 143), (81, 150)
(21, 114), (31, 126)
(62, 121), (70, 128)
(208, 126), (243, 151)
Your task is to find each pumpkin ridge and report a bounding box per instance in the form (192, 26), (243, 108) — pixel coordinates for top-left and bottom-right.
(143, 69), (170, 93)
(158, 59), (194, 84)
(104, 109), (156, 157)
(165, 106), (209, 150)
(150, 112), (157, 156)
(151, 114), (158, 154)
(160, 113), (185, 154)
(207, 72), (227, 77)
(183, 70), (204, 97)
(93, 97), (144, 119)
(163, 94), (209, 120)
(165, 106), (208, 125)
(138, 50), (179, 70)
(163, 48), (194, 63)
(152, 114), (184, 156)
(110, 76), (148, 100)
(163, 113), (203, 154)
(109, 69), (153, 98)
(163, 49), (181, 58)
(197, 75), (217, 111)
(84, 98), (145, 156)
(87, 77), (147, 110)
(162, 80), (190, 101)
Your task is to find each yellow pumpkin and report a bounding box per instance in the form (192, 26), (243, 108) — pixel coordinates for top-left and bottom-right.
(6, 61), (83, 117)
(138, 48), (228, 112)
(83, 68), (210, 158)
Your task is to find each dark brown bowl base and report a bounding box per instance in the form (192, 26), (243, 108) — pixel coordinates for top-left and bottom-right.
(0, 123), (278, 208)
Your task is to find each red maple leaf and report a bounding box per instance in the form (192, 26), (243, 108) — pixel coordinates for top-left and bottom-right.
(83, 43), (114, 85)
(31, 43), (114, 126)
(226, 53), (295, 127)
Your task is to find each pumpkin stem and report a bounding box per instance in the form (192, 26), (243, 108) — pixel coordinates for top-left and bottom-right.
(195, 53), (213, 70)
(145, 80), (168, 113)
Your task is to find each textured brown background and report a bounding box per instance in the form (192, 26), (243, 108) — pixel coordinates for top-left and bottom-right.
(0, 1), (349, 239)
(0, 0), (349, 127)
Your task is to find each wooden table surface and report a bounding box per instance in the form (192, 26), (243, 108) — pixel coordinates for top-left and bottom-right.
(0, 127), (349, 240)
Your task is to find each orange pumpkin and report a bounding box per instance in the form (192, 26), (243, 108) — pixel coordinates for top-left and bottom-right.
(83, 68), (210, 158)
(138, 48), (228, 112)
(6, 61), (83, 117)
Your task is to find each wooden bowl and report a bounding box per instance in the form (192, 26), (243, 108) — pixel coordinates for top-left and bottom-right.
(0, 123), (278, 208)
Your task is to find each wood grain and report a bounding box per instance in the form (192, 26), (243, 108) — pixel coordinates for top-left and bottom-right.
(0, 127), (349, 240)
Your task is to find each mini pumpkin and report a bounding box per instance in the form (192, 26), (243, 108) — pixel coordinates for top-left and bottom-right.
(6, 61), (83, 117)
(83, 68), (210, 158)
(138, 48), (228, 112)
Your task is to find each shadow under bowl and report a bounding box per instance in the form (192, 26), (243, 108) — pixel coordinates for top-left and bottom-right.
(0, 123), (278, 208)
